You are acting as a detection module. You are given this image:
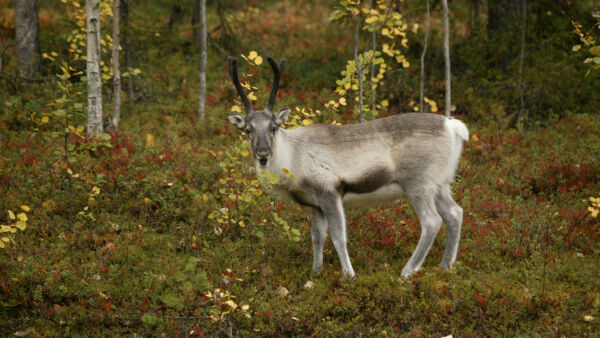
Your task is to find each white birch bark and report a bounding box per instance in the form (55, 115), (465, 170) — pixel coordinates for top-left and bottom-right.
(442, 0), (452, 117)
(15, 0), (40, 80)
(516, 0), (527, 129)
(198, 0), (207, 120)
(369, 0), (377, 117)
(122, 0), (134, 101)
(111, 0), (122, 129)
(354, 3), (364, 123)
(86, 0), (103, 137)
(419, 0), (430, 113)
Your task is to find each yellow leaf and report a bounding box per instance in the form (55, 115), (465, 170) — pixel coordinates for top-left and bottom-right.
(248, 92), (257, 101)
(41, 116), (49, 124)
(339, 97), (347, 106)
(254, 56), (263, 65)
(302, 119), (312, 126)
(365, 16), (378, 24)
(15, 220), (26, 231)
(231, 105), (242, 113)
(282, 168), (297, 178)
(584, 315), (594, 322)
(67, 168), (73, 175)
(412, 23), (420, 33)
(146, 133), (154, 146)
(241, 304), (250, 311)
(248, 51), (258, 60)
(203, 194), (209, 202)
(1, 237), (9, 243)
(224, 300), (237, 309)
(8, 210), (15, 220)
(17, 213), (27, 222)
(380, 99), (389, 107)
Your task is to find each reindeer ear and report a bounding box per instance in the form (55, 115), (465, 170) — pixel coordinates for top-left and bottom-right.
(273, 108), (290, 126)
(228, 113), (246, 130)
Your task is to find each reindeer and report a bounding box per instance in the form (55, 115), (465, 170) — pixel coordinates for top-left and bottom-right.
(226, 56), (468, 277)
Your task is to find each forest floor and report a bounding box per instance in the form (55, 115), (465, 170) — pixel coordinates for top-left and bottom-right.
(1, 102), (599, 336)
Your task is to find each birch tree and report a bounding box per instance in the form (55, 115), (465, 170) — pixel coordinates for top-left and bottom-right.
(86, 0), (103, 137)
(121, 0), (134, 101)
(14, 0), (41, 80)
(195, 0), (207, 120)
(368, 0), (376, 115)
(354, 2), (365, 122)
(419, 0), (430, 112)
(515, 0), (527, 129)
(111, 0), (122, 129)
(442, 0), (451, 117)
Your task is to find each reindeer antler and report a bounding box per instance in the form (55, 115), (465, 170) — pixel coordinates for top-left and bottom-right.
(227, 56), (254, 114)
(266, 56), (286, 112)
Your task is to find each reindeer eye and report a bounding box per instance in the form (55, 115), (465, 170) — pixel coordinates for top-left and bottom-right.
(272, 127), (277, 133)
(245, 129), (252, 134)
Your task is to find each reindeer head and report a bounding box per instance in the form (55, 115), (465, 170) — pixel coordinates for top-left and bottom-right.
(227, 56), (290, 168)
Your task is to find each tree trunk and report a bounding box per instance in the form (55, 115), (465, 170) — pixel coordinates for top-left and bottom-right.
(121, 0), (134, 102)
(488, 0), (520, 68)
(86, 0), (103, 137)
(369, 0), (376, 117)
(515, 0), (527, 129)
(197, 0), (207, 120)
(354, 3), (364, 123)
(193, 0), (201, 51)
(14, 0), (41, 80)
(442, 0), (451, 117)
(167, 3), (184, 30)
(419, 0), (430, 113)
(469, 0), (481, 35)
(111, 0), (122, 130)
(473, 0), (480, 33)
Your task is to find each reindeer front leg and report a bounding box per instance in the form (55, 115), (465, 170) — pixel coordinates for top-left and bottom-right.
(315, 192), (355, 277)
(311, 208), (328, 274)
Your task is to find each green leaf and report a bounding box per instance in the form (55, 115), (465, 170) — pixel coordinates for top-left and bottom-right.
(101, 133), (111, 141)
(589, 46), (600, 56)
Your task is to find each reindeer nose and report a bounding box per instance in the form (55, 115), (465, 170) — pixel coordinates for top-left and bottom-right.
(256, 150), (269, 158)
(256, 149), (269, 166)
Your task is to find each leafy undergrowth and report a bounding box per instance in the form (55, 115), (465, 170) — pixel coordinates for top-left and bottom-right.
(1, 109), (599, 336)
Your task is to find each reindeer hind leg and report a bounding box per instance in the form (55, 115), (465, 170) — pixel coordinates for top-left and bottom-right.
(401, 187), (443, 277)
(435, 184), (463, 270)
